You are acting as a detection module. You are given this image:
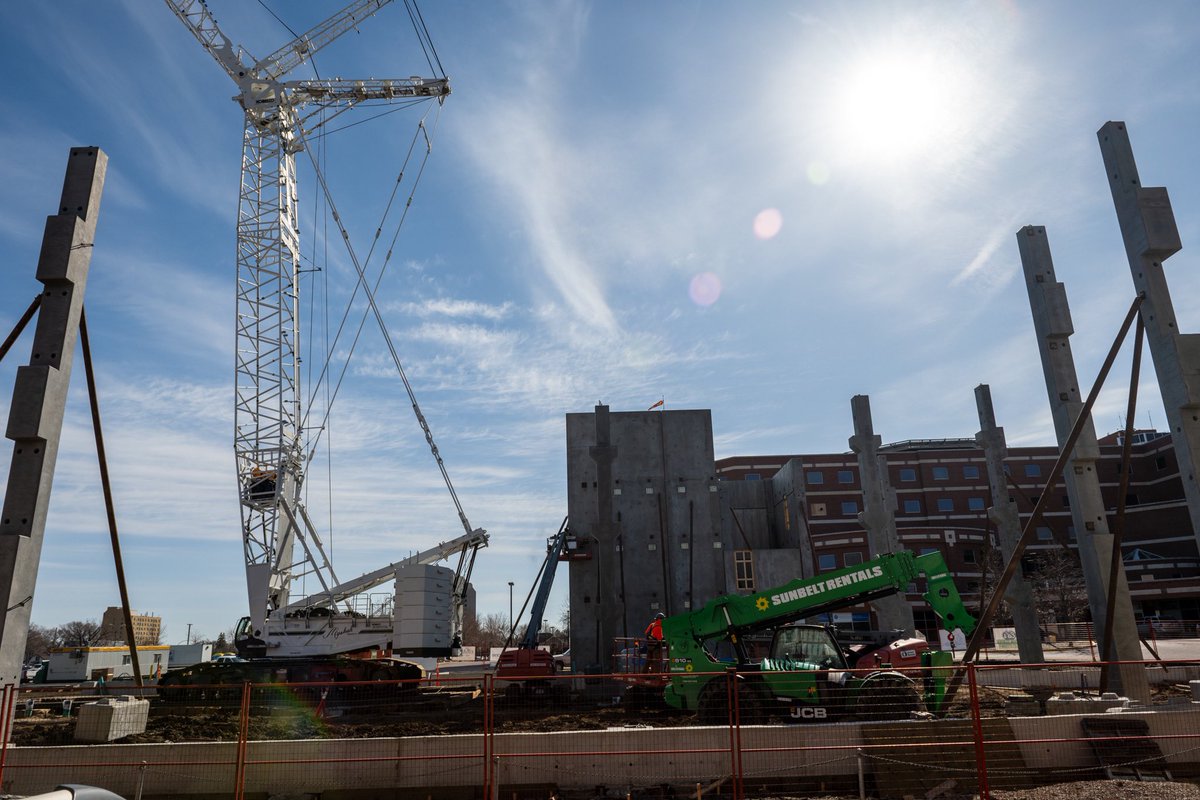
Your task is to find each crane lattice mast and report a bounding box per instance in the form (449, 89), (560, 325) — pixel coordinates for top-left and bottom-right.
(164, 0), (451, 643)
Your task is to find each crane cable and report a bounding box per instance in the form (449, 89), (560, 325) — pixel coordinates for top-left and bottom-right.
(298, 102), (438, 460)
(293, 104), (478, 541)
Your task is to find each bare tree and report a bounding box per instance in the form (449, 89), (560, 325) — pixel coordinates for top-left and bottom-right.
(465, 613), (509, 648)
(1028, 548), (1089, 624)
(57, 619), (103, 647)
(24, 624), (59, 662)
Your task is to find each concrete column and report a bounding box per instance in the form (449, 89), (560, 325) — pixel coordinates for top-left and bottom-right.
(849, 395), (915, 636)
(1017, 225), (1149, 701)
(0, 147), (107, 687)
(974, 384), (1045, 664)
(1098, 121), (1200, 557)
(587, 404), (618, 668)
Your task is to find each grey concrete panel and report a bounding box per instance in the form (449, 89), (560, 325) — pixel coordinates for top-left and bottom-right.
(1098, 122), (1200, 560)
(0, 147), (106, 689)
(849, 394), (916, 635)
(974, 384), (1044, 663)
(567, 406), (784, 671)
(1017, 224), (1148, 700)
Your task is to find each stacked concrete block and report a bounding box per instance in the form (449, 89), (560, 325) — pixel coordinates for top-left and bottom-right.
(393, 563), (453, 657)
(74, 696), (149, 743)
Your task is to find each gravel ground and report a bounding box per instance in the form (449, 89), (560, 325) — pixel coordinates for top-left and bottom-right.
(793, 779), (1200, 799)
(990, 779), (1200, 799)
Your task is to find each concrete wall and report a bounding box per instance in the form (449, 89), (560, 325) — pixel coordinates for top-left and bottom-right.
(566, 407), (727, 670)
(566, 407), (806, 672)
(5, 709), (1198, 798)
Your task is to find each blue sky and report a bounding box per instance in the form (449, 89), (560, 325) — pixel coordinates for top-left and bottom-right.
(2, 1), (1200, 643)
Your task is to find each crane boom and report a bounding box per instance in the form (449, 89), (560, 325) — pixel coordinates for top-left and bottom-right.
(254, 0), (393, 81)
(279, 527), (488, 614)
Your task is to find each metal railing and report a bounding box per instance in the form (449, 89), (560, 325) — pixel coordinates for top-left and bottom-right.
(2, 658), (1198, 799)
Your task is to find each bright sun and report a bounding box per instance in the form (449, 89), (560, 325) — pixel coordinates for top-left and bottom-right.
(832, 46), (972, 165)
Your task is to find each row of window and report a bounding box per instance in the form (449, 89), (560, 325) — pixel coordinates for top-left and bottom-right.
(805, 463), (1045, 485)
(812, 496), (990, 516)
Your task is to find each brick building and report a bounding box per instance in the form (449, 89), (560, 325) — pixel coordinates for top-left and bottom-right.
(715, 430), (1200, 634)
(98, 607), (162, 646)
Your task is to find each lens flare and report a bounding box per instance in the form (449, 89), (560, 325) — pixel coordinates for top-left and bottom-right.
(689, 272), (722, 307)
(806, 161), (830, 185)
(753, 208), (783, 240)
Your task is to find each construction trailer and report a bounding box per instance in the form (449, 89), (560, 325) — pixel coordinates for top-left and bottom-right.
(46, 645), (170, 682)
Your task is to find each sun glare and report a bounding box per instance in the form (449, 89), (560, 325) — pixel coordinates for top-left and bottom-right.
(832, 45), (972, 165)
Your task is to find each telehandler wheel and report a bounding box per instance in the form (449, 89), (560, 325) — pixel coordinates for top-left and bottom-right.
(732, 680), (768, 725)
(854, 671), (922, 720)
(696, 682), (729, 725)
(696, 678), (767, 725)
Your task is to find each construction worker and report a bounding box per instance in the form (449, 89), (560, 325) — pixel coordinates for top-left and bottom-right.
(644, 613), (666, 672)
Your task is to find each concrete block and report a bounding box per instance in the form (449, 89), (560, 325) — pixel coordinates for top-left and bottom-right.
(74, 696), (149, 743)
(1005, 692), (1040, 717)
(1045, 691), (1129, 715)
(1137, 187), (1182, 258)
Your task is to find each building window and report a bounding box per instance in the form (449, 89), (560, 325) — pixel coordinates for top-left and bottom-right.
(963, 465), (980, 479)
(745, 473), (761, 481)
(1024, 464), (1041, 478)
(1062, 494), (1070, 508)
(903, 499), (921, 513)
(936, 498), (954, 512)
(844, 551), (864, 566)
(806, 471), (824, 485)
(818, 554), (837, 572)
(932, 466), (950, 480)
(963, 548), (976, 563)
(1156, 456), (1167, 471)
(967, 497), (985, 511)
(734, 550), (755, 591)
(899, 468), (917, 482)
(811, 503), (826, 517)
(837, 470), (854, 484)
(1036, 526), (1053, 541)
(919, 547), (938, 556)
(841, 501), (859, 515)
(122, 656), (131, 666)
(1067, 525), (1076, 540)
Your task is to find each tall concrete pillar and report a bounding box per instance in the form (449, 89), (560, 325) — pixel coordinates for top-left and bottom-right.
(587, 404), (618, 668)
(1098, 122), (1200, 557)
(1017, 225), (1149, 701)
(974, 384), (1044, 664)
(849, 395), (915, 636)
(0, 147), (107, 687)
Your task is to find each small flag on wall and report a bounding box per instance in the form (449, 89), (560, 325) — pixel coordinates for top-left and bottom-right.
(648, 398), (665, 411)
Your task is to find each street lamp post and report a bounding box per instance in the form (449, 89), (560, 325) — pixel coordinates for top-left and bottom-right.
(508, 581), (514, 639)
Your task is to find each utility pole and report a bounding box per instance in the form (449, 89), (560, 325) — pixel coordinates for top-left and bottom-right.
(508, 581), (514, 638)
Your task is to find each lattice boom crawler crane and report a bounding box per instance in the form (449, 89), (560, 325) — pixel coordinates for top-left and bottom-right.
(659, 550), (977, 722)
(165, 0), (486, 663)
